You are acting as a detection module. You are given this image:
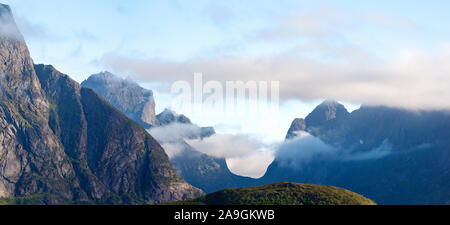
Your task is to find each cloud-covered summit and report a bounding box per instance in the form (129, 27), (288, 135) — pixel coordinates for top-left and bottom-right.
(0, 3), (23, 40)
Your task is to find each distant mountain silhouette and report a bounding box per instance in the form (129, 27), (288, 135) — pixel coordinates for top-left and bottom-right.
(262, 100), (450, 204)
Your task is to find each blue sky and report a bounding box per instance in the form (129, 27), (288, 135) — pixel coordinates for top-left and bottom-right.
(5, 0), (450, 79)
(4, 0), (450, 145)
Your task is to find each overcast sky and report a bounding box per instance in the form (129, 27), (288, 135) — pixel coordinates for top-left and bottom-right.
(4, 0), (450, 145)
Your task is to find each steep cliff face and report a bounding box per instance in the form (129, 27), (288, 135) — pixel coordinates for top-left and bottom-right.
(81, 72), (157, 128)
(0, 4), (76, 200)
(0, 4), (203, 204)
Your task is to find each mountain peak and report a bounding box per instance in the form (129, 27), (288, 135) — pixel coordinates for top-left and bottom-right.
(161, 108), (176, 115)
(81, 71), (156, 127)
(0, 3), (10, 12)
(86, 71), (121, 82)
(320, 99), (341, 107)
(156, 108), (191, 125)
(84, 71), (148, 92)
(0, 4), (23, 41)
(0, 4), (12, 17)
(305, 100), (349, 128)
(286, 118), (306, 139)
(0, 4), (43, 108)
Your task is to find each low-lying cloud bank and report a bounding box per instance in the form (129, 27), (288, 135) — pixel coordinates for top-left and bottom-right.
(186, 134), (265, 158)
(148, 123), (275, 178)
(149, 125), (410, 178)
(275, 132), (336, 170)
(274, 131), (434, 172)
(97, 5), (450, 111)
(160, 142), (186, 159)
(186, 133), (275, 178)
(100, 46), (450, 110)
(226, 151), (274, 179)
(148, 123), (205, 143)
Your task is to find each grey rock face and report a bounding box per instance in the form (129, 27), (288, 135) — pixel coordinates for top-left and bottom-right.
(305, 100), (349, 127)
(156, 108), (191, 126)
(285, 118), (306, 140)
(0, 5), (203, 204)
(81, 72), (157, 128)
(303, 100), (350, 142)
(0, 5), (75, 200)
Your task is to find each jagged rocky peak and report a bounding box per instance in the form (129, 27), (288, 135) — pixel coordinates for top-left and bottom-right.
(81, 71), (157, 127)
(0, 3), (36, 80)
(305, 100), (349, 127)
(156, 108), (192, 126)
(286, 118), (306, 140)
(0, 5), (71, 199)
(85, 71), (134, 86)
(0, 2), (47, 115)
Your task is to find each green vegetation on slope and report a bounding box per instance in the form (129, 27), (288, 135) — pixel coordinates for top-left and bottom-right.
(171, 182), (376, 205)
(0, 194), (73, 205)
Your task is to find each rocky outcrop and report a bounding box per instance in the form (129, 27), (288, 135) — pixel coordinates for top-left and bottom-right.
(285, 118), (306, 140)
(156, 108), (191, 126)
(81, 72), (157, 128)
(304, 100), (350, 128)
(0, 4), (203, 204)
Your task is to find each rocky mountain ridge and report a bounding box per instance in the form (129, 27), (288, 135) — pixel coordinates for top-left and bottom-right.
(264, 100), (450, 204)
(0, 4), (203, 204)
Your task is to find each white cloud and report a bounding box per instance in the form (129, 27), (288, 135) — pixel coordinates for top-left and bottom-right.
(226, 151), (274, 178)
(96, 5), (447, 111)
(275, 131), (336, 170)
(150, 124), (276, 178)
(273, 132), (425, 171)
(341, 139), (393, 161)
(186, 133), (275, 178)
(161, 142), (185, 159)
(0, 9), (22, 40)
(186, 133), (266, 158)
(148, 123), (204, 143)
(100, 44), (450, 110)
